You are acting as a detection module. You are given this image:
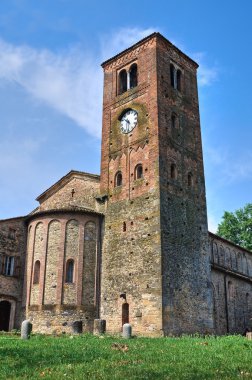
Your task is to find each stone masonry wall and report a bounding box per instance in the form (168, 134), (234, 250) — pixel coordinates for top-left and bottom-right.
(156, 37), (213, 335)
(0, 217), (27, 330)
(83, 221), (97, 307)
(210, 233), (252, 334)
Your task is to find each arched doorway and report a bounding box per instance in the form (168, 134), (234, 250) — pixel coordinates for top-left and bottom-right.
(0, 301), (11, 331)
(122, 302), (129, 326)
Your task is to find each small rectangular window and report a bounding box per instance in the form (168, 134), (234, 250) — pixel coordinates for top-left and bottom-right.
(5, 256), (15, 276)
(8, 228), (16, 240)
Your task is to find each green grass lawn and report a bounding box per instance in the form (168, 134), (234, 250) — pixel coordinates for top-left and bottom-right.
(0, 334), (251, 379)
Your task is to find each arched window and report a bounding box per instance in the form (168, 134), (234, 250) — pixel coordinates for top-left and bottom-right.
(129, 64), (138, 89)
(170, 164), (177, 179)
(170, 64), (182, 91)
(65, 259), (74, 283)
(33, 260), (40, 284)
(122, 302), (129, 326)
(188, 172), (193, 187)
(118, 70), (127, 95)
(135, 164), (143, 180)
(123, 222), (126, 232)
(177, 69), (182, 91)
(115, 171), (122, 187)
(170, 64), (175, 88)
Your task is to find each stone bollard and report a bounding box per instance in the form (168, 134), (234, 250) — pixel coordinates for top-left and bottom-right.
(122, 323), (132, 339)
(72, 321), (83, 334)
(21, 320), (32, 340)
(246, 332), (252, 340)
(93, 319), (106, 335)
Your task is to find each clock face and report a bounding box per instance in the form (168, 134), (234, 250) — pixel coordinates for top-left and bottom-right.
(120, 109), (138, 134)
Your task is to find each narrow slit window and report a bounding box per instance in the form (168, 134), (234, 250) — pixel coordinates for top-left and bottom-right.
(171, 113), (177, 129)
(170, 64), (175, 88)
(171, 164), (177, 179)
(188, 173), (193, 187)
(65, 259), (74, 283)
(33, 260), (40, 284)
(122, 302), (129, 326)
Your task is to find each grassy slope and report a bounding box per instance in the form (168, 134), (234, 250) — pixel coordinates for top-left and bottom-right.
(0, 334), (251, 380)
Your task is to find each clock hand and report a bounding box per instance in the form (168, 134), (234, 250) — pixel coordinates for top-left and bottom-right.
(125, 119), (130, 132)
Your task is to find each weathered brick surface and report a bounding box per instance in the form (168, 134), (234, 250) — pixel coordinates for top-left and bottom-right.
(100, 35), (164, 336)
(26, 211), (101, 333)
(99, 33), (213, 336)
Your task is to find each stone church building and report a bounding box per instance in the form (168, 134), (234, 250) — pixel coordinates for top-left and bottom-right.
(0, 33), (251, 336)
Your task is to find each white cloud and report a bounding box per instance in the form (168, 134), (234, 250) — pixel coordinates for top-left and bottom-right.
(205, 145), (252, 184)
(0, 28), (218, 141)
(0, 40), (103, 137)
(0, 27), (223, 219)
(192, 52), (218, 87)
(208, 213), (219, 233)
(0, 28), (157, 139)
(100, 27), (157, 62)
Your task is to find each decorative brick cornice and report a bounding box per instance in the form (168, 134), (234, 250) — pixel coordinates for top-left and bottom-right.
(26, 207), (104, 223)
(101, 32), (198, 71)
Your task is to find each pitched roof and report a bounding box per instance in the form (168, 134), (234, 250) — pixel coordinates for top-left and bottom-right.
(36, 170), (100, 204)
(101, 32), (198, 68)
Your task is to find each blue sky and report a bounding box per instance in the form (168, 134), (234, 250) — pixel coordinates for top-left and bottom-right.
(0, 0), (252, 232)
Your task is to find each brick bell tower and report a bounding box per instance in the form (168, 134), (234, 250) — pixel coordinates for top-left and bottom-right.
(99, 33), (213, 336)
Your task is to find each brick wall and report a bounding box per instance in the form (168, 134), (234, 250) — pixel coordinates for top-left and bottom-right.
(100, 35), (164, 336)
(26, 211), (101, 333)
(100, 33), (213, 336)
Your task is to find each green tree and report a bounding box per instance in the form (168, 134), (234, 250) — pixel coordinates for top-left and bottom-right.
(217, 203), (252, 251)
